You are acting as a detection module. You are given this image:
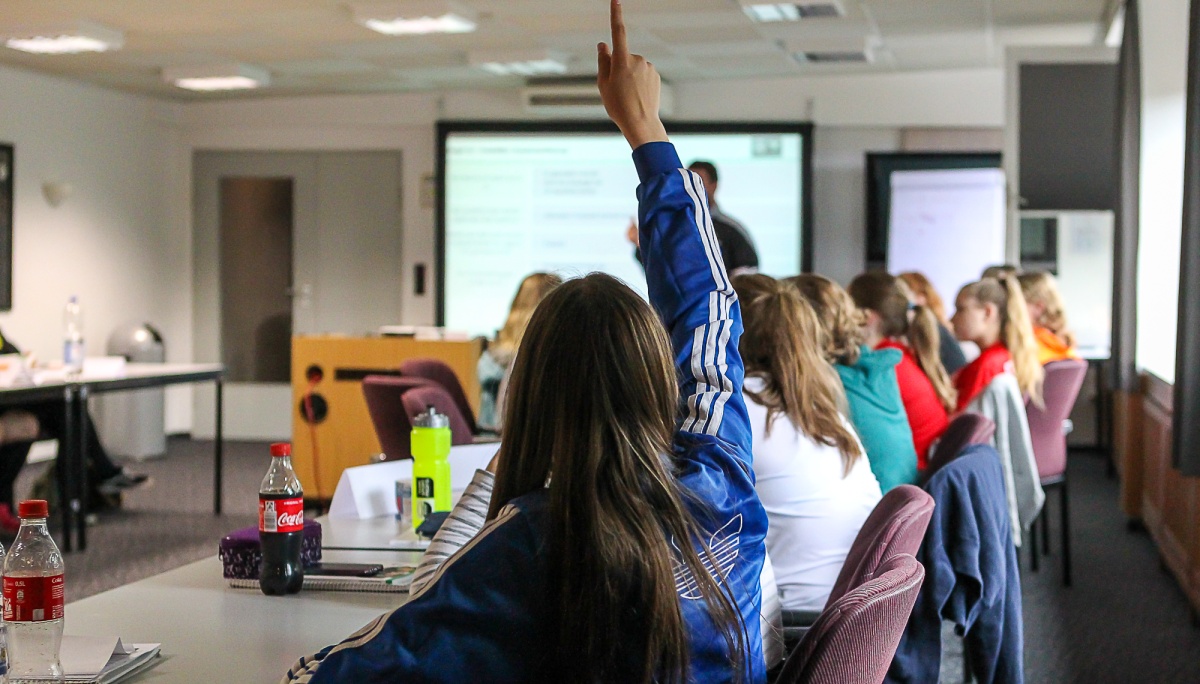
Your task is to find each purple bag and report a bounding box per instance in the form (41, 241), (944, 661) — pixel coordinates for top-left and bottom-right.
(218, 519), (322, 580)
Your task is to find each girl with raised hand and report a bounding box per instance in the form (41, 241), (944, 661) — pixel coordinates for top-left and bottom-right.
(1018, 271), (1081, 365)
(785, 274), (917, 492)
(951, 276), (1045, 411)
(283, 2), (766, 682)
(848, 271), (956, 470)
(733, 274), (881, 613)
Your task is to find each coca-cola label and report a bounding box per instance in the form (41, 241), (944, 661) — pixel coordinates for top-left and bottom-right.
(3, 575), (65, 622)
(259, 497), (304, 533)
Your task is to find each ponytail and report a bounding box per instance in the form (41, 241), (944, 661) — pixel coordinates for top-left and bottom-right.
(847, 271), (956, 412)
(999, 277), (1044, 405)
(909, 304), (957, 412)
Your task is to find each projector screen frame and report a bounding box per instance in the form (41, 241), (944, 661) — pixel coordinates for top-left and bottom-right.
(435, 119), (815, 326)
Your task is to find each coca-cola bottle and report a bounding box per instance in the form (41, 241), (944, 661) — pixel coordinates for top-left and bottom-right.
(3, 499), (64, 683)
(259, 443), (304, 596)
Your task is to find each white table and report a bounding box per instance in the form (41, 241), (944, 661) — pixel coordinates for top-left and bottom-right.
(0, 363), (225, 552)
(64, 549), (419, 683)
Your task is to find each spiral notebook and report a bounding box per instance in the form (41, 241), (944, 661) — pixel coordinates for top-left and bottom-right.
(228, 565), (417, 593)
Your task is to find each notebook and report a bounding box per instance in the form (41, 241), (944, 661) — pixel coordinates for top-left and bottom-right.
(228, 565), (417, 593)
(56, 636), (162, 684)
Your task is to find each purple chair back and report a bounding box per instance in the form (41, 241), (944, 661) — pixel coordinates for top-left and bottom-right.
(361, 376), (434, 460)
(825, 485), (934, 607)
(777, 554), (925, 684)
(400, 358), (478, 434)
(923, 412), (996, 483)
(400, 384), (475, 446)
(1026, 359), (1089, 481)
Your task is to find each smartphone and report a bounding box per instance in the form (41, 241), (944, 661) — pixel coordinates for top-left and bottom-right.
(305, 562), (384, 577)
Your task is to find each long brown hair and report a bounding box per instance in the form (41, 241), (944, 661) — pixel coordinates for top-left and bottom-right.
(848, 272), (957, 412)
(492, 272), (563, 364)
(959, 277), (1044, 405)
(734, 274), (861, 473)
(491, 273), (746, 683)
(1018, 271), (1076, 348)
(784, 274), (865, 366)
(897, 271), (948, 327)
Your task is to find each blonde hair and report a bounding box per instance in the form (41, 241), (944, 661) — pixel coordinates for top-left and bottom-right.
(1018, 271), (1076, 349)
(897, 271), (948, 327)
(492, 273), (562, 364)
(959, 277), (1044, 405)
(848, 272), (957, 413)
(733, 275), (861, 473)
(784, 275), (865, 366)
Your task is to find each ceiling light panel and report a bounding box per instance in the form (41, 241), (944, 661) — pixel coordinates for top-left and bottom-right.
(162, 63), (270, 91)
(469, 49), (568, 77)
(349, 1), (477, 35)
(3, 21), (124, 54)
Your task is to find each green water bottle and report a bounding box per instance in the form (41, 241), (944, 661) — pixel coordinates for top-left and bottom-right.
(411, 406), (452, 531)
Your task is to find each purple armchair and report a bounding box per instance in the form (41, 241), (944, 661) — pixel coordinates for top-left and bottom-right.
(1026, 358), (1088, 586)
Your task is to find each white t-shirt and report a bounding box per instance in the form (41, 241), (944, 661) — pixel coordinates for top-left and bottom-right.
(744, 376), (883, 612)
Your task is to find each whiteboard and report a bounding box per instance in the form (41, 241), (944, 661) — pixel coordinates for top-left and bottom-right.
(886, 168), (1007, 310)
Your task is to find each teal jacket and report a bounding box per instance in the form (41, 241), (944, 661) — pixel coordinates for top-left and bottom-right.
(836, 346), (918, 491)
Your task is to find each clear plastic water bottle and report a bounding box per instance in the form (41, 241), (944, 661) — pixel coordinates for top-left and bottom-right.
(62, 297), (84, 375)
(3, 500), (64, 683)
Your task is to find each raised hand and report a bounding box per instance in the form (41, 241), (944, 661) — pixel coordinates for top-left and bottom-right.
(597, 0), (669, 149)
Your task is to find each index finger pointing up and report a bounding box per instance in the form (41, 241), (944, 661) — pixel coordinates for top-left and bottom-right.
(610, 0), (627, 57)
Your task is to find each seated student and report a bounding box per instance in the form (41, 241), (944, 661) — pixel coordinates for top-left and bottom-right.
(732, 274), (881, 613)
(950, 277), (1045, 544)
(849, 272), (956, 471)
(1018, 271), (1081, 365)
(981, 263), (1022, 280)
(476, 272), (562, 432)
(284, 10), (767, 682)
(0, 329), (148, 533)
(785, 274), (917, 492)
(950, 277), (1043, 411)
(897, 271), (968, 374)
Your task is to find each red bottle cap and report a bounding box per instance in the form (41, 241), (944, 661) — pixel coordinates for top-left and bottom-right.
(18, 500), (48, 518)
(270, 443), (292, 457)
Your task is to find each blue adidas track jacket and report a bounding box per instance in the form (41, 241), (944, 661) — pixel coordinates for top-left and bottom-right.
(282, 141), (767, 684)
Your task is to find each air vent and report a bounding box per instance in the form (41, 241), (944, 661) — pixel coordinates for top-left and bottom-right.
(795, 50), (869, 64)
(522, 76), (673, 117)
(795, 2), (845, 18)
(740, 1), (846, 22)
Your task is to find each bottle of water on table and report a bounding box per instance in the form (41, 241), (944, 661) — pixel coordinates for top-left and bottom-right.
(63, 296), (84, 375)
(4, 500), (64, 683)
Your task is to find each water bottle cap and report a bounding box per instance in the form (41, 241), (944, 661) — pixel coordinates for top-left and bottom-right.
(18, 500), (48, 518)
(412, 405), (449, 428)
(270, 443), (292, 457)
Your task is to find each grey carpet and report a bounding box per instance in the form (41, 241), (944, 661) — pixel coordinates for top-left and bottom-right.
(20, 439), (1200, 681)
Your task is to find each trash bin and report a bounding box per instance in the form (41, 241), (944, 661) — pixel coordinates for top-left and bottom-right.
(95, 323), (166, 461)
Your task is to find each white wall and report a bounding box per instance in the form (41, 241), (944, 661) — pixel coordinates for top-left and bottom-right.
(0, 64), (193, 434)
(1136, 0), (1190, 384)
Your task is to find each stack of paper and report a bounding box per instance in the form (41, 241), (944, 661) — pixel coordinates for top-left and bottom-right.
(56, 635), (162, 684)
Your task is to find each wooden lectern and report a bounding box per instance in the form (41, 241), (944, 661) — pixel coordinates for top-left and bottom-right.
(290, 335), (483, 501)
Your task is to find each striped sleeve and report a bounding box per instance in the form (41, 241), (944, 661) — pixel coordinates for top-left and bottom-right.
(634, 142), (752, 466)
(407, 469), (495, 596)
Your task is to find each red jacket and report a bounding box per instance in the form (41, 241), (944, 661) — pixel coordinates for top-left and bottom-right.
(954, 343), (1011, 413)
(877, 340), (949, 469)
